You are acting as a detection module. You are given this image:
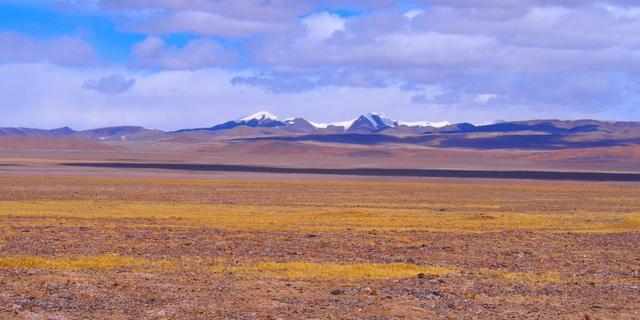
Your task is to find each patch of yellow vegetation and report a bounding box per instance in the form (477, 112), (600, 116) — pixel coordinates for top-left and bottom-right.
(210, 261), (567, 283)
(612, 217), (640, 230)
(477, 269), (563, 283)
(211, 262), (454, 280)
(0, 254), (171, 270)
(0, 200), (638, 233)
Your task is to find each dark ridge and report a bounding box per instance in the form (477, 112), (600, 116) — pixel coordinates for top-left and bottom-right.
(176, 119), (287, 133)
(235, 134), (640, 150)
(451, 122), (602, 134)
(237, 134), (420, 145)
(63, 162), (640, 182)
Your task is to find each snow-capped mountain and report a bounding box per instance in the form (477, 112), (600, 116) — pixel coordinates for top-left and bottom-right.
(5, 115), (639, 151)
(303, 112), (451, 132)
(179, 111), (450, 133)
(223, 111), (285, 128)
(238, 111), (279, 123)
(178, 111), (287, 132)
(282, 117), (318, 133)
(398, 120), (451, 128)
(363, 112), (398, 128)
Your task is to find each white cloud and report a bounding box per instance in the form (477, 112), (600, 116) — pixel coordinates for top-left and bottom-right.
(403, 9), (424, 19)
(132, 36), (237, 70)
(83, 74), (136, 94)
(0, 62), (555, 130)
(0, 32), (41, 62)
(2, 0), (640, 124)
(48, 36), (98, 66)
(474, 94), (498, 103)
(96, 0), (311, 37)
(605, 5), (640, 19)
(98, 0), (313, 20)
(243, 3), (640, 113)
(419, 0), (640, 8)
(302, 12), (347, 41)
(0, 32), (97, 66)
(125, 10), (287, 37)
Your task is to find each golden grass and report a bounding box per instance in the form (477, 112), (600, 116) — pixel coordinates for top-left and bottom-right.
(3, 176), (640, 212)
(0, 200), (638, 233)
(0, 254), (171, 270)
(1, 252), (634, 286)
(211, 262), (454, 280)
(476, 269), (563, 283)
(612, 217), (640, 229)
(209, 262), (580, 284)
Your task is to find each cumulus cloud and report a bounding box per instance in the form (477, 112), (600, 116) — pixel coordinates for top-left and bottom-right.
(241, 4), (640, 113)
(122, 10), (287, 37)
(0, 32), (97, 66)
(69, 0), (402, 37)
(132, 36), (237, 70)
(302, 12), (347, 41)
(0, 32), (41, 62)
(4, 0), (640, 123)
(232, 68), (391, 93)
(231, 75), (316, 94)
(93, 0), (313, 37)
(97, 0), (312, 19)
(0, 63), (459, 130)
(419, 0), (640, 8)
(83, 74), (136, 95)
(67, 0), (640, 113)
(255, 6), (640, 70)
(48, 36), (98, 66)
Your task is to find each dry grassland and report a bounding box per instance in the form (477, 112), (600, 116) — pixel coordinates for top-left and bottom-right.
(0, 176), (639, 319)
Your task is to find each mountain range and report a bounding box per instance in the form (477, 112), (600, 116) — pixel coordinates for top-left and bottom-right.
(177, 111), (452, 135)
(2, 111), (640, 150)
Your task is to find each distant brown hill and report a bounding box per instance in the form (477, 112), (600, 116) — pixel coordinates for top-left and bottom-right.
(519, 145), (640, 162)
(2, 115), (640, 151)
(0, 137), (120, 150)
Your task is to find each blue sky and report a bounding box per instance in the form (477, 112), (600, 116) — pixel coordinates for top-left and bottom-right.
(0, 0), (639, 130)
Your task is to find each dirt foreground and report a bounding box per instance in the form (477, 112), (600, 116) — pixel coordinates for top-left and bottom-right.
(0, 174), (639, 319)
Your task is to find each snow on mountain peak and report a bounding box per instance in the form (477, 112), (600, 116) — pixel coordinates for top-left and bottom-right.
(306, 119), (357, 129)
(232, 111), (449, 130)
(363, 112), (398, 128)
(239, 111), (278, 122)
(397, 120), (451, 128)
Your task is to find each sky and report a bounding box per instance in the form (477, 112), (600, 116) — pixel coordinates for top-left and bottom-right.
(0, 0), (639, 130)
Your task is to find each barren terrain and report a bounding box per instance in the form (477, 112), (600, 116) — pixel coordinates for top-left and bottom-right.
(2, 136), (640, 174)
(0, 172), (638, 319)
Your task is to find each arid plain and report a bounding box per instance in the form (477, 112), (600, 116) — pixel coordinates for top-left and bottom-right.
(0, 161), (639, 319)
(0, 135), (639, 319)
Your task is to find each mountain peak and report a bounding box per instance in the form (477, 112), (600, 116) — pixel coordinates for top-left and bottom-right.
(178, 111), (451, 133)
(397, 120), (451, 128)
(239, 111), (278, 122)
(361, 112), (398, 128)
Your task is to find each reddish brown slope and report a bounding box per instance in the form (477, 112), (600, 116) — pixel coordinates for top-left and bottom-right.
(520, 145), (640, 161)
(0, 137), (120, 150)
